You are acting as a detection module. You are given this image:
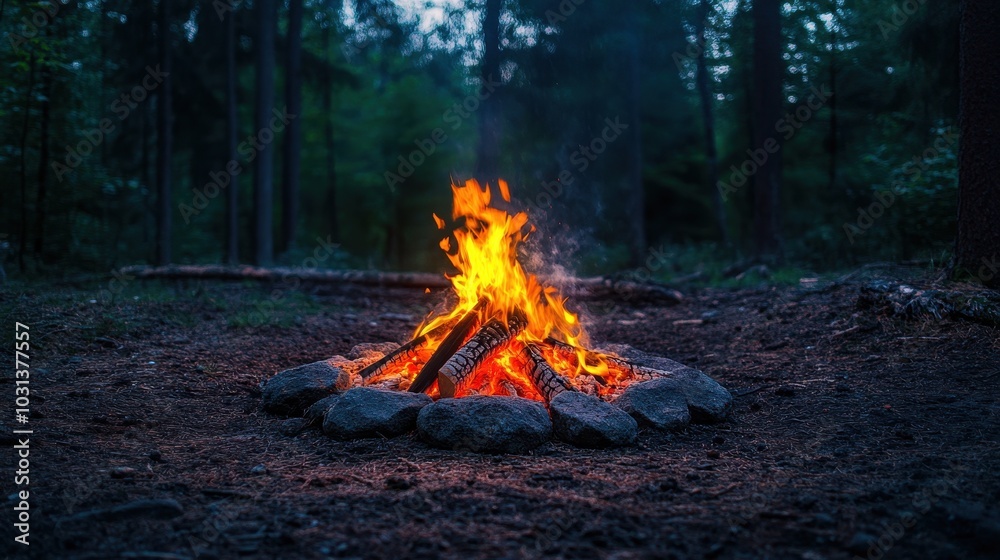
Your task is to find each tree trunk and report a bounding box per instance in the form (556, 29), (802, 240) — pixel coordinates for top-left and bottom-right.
(475, 0), (502, 186)
(253, 0), (277, 266)
(696, 0), (728, 246)
(827, 23), (838, 193)
(751, 0), (783, 260)
(18, 51), (36, 272)
(322, 0), (340, 244)
(225, 3), (239, 264)
(34, 70), (51, 258)
(954, 0), (1000, 288)
(280, 0), (303, 257)
(156, 0), (173, 266)
(626, 5), (646, 266)
(142, 101), (152, 247)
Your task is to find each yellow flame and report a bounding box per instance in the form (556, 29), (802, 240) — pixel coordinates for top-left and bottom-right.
(406, 179), (616, 398)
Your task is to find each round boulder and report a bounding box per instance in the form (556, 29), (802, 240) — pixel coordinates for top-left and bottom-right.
(614, 378), (692, 431)
(262, 361), (351, 416)
(601, 345), (733, 423)
(304, 394), (341, 424)
(550, 391), (637, 448)
(323, 387), (432, 439)
(417, 396), (552, 454)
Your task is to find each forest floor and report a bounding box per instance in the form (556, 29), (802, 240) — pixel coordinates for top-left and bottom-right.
(1, 269), (999, 560)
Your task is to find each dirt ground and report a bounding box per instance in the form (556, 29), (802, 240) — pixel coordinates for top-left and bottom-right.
(1, 271), (998, 560)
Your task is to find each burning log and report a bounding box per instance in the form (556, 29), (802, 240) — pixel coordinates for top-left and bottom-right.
(542, 338), (678, 384)
(357, 320), (454, 384)
(542, 338), (610, 385)
(520, 343), (573, 401)
(437, 311), (528, 398)
(408, 298), (487, 394)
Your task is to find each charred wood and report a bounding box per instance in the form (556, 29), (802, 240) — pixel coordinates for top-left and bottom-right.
(437, 311), (527, 398)
(521, 343), (573, 401)
(408, 299), (487, 394)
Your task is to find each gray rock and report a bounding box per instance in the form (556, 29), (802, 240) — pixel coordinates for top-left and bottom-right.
(304, 395), (341, 423)
(262, 361), (350, 416)
(550, 391), (637, 448)
(417, 396), (552, 454)
(603, 345), (732, 423)
(323, 388), (432, 439)
(614, 378), (691, 430)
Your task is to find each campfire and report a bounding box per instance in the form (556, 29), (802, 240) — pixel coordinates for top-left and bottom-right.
(357, 179), (678, 403)
(261, 179), (732, 451)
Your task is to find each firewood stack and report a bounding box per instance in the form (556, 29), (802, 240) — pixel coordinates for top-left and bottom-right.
(355, 298), (676, 404)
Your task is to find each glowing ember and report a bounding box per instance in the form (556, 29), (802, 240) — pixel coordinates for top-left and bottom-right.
(384, 179), (622, 401)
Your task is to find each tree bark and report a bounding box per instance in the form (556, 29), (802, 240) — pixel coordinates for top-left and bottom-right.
(475, 0), (502, 186)
(827, 15), (838, 193)
(626, 4), (646, 266)
(18, 50), (36, 272)
(253, 0), (277, 266)
(954, 0), (1000, 288)
(156, 0), (173, 266)
(225, 2), (239, 264)
(751, 0), (783, 260)
(322, 0), (340, 243)
(118, 265), (683, 303)
(696, 0), (728, 245)
(280, 0), (303, 256)
(34, 70), (50, 258)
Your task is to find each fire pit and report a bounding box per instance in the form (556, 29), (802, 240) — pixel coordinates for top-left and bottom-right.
(262, 180), (733, 452)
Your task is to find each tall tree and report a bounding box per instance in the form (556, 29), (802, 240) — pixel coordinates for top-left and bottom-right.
(751, 0), (783, 259)
(696, 0), (728, 245)
(34, 70), (51, 257)
(253, 0), (277, 266)
(156, 0), (173, 266)
(225, 2), (239, 264)
(280, 0), (303, 256)
(954, 0), (1000, 288)
(322, 0), (340, 244)
(475, 0), (502, 186)
(626, 3), (646, 265)
(18, 50), (35, 272)
(826, 9), (838, 193)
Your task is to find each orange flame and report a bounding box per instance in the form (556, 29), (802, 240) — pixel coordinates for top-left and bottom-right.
(407, 179), (615, 399)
